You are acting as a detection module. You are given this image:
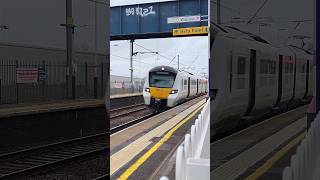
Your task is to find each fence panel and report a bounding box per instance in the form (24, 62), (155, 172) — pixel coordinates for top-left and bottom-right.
(0, 59), (106, 106)
(282, 112), (320, 180)
(110, 80), (144, 95)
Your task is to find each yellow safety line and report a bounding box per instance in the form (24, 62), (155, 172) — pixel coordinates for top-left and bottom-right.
(244, 131), (306, 180)
(117, 102), (206, 180)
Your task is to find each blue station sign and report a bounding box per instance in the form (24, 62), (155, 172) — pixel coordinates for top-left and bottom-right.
(110, 0), (208, 40)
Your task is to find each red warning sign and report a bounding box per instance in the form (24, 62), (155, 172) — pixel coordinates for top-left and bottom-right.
(16, 68), (38, 84)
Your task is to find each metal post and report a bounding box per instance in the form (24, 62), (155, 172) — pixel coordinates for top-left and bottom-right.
(42, 61), (46, 102)
(94, 2), (98, 99)
(217, 0), (221, 24)
(130, 39), (134, 92)
(66, 0), (75, 99)
(0, 79), (1, 104)
(85, 62), (88, 98)
(94, 76), (98, 99)
(101, 62), (104, 97)
(16, 60), (19, 104)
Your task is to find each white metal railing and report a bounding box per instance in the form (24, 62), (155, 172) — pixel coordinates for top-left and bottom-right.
(282, 111), (320, 180)
(161, 98), (210, 180)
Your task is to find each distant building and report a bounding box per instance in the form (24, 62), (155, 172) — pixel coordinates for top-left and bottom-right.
(110, 75), (144, 89)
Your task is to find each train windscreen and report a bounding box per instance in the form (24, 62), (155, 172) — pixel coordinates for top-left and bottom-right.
(149, 71), (176, 88)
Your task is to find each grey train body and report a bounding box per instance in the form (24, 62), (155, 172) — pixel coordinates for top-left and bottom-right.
(209, 26), (313, 137)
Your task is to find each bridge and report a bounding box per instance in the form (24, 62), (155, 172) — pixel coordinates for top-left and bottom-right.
(110, 0), (208, 40)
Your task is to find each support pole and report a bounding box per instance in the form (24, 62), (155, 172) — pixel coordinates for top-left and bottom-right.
(316, 0), (320, 112)
(94, 2), (98, 99)
(66, 0), (75, 99)
(130, 39), (134, 92)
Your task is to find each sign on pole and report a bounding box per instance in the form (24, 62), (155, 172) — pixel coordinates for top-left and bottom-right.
(16, 68), (38, 84)
(172, 26), (208, 36)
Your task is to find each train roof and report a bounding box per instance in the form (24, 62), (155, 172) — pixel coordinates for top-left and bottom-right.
(210, 23), (270, 45)
(210, 23), (313, 59)
(149, 66), (178, 74)
(148, 66), (207, 80)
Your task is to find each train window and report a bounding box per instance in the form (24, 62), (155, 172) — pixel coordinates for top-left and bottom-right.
(182, 80), (184, 90)
(270, 61), (276, 74)
(149, 74), (175, 88)
(237, 57), (246, 74)
(260, 59), (276, 74)
(184, 79), (187, 85)
(260, 60), (267, 74)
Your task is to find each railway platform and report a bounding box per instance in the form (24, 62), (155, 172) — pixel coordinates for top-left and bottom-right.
(0, 93), (142, 154)
(0, 92), (143, 116)
(110, 96), (206, 180)
(211, 106), (309, 180)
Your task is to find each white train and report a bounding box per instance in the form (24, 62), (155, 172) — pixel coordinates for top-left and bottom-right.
(143, 66), (208, 111)
(210, 25), (313, 135)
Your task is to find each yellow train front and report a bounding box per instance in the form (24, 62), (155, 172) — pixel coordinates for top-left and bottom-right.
(143, 66), (208, 112)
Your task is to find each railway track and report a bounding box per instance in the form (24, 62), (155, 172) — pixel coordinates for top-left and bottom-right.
(110, 96), (206, 134)
(93, 174), (109, 180)
(110, 103), (156, 133)
(110, 113), (155, 134)
(110, 103), (146, 119)
(0, 133), (107, 178)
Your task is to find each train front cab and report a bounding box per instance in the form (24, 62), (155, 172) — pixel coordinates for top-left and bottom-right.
(143, 66), (180, 111)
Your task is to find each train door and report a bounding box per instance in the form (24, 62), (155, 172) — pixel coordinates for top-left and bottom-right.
(303, 60), (310, 98)
(291, 56), (297, 101)
(187, 77), (191, 98)
(196, 79), (199, 94)
(275, 55), (283, 106)
(245, 49), (257, 115)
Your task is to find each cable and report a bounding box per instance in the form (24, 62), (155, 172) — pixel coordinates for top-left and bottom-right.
(210, 1), (242, 15)
(247, 0), (269, 24)
(134, 43), (172, 62)
(134, 42), (192, 67)
(110, 54), (154, 66)
(168, 55), (177, 66)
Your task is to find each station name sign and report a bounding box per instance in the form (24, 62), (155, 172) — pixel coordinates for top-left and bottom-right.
(167, 15), (201, 24)
(172, 26), (208, 36)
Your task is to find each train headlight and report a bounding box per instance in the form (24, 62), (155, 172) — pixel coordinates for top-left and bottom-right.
(145, 88), (150, 92)
(170, 89), (178, 94)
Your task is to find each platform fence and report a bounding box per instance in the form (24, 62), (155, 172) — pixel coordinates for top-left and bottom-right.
(161, 98), (210, 180)
(110, 80), (144, 95)
(282, 111), (320, 180)
(0, 60), (107, 106)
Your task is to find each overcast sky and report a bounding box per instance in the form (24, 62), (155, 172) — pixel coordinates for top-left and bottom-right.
(110, 37), (208, 78)
(0, 0), (108, 54)
(210, 0), (313, 47)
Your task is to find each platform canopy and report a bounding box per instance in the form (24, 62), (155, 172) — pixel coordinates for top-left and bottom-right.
(110, 0), (208, 40)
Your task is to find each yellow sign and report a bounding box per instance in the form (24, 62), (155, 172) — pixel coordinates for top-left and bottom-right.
(172, 26), (208, 36)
